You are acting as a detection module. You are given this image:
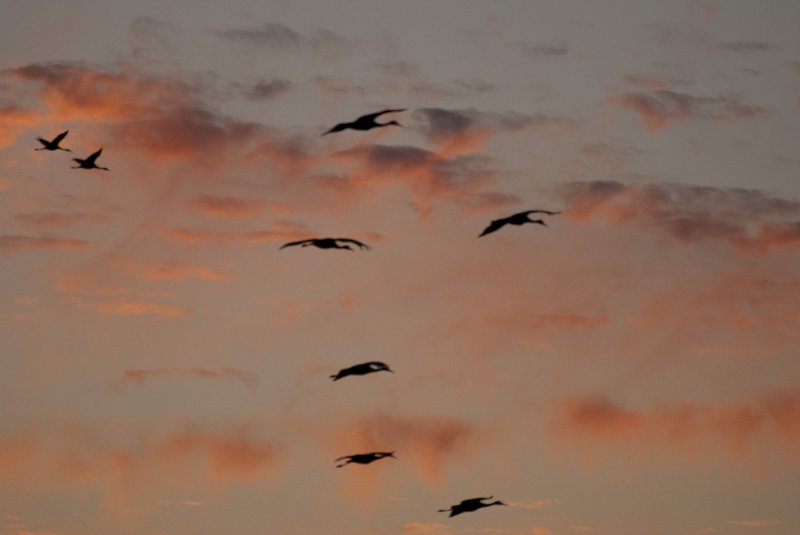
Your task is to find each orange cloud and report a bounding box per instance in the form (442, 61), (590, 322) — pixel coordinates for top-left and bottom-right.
(0, 234), (89, 253)
(122, 259), (235, 281)
(402, 522), (452, 534)
(552, 389), (800, 461)
(0, 104), (41, 147)
(113, 368), (257, 389)
(613, 90), (767, 130)
(332, 411), (478, 486)
(6, 62), (265, 166)
(187, 195), (264, 218)
(14, 212), (110, 228)
(81, 299), (191, 317)
(0, 421), (285, 510)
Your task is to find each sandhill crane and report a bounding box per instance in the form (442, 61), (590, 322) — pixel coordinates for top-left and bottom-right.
(335, 451), (396, 468)
(323, 109), (406, 135)
(279, 238), (370, 251)
(71, 148), (109, 171)
(478, 210), (560, 237)
(330, 361), (393, 381)
(35, 130), (71, 152)
(438, 496), (508, 517)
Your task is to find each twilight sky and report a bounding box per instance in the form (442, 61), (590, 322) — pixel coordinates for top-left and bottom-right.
(1, 1), (799, 534)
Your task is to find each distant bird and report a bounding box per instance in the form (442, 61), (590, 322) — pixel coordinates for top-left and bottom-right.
(323, 109), (406, 135)
(478, 210), (560, 237)
(35, 130), (71, 152)
(71, 148), (109, 171)
(330, 361), (393, 381)
(438, 496), (508, 517)
(280, 238), (370, 251)
(335, 451), (396, 468)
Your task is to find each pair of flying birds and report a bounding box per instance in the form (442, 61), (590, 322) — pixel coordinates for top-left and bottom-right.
(36, 130), (109, 170)
(279, 210), (560, 251)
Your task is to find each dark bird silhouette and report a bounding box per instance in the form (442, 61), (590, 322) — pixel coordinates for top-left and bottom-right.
(478, 210), (561, 237)
(330, 361), (393, 381)
(438, 496), (508, 517)
(71, 148), (109, 171)
(323, 109), (406, 135)
(335, 451), (396, 468)
(35, 130), (71, 152)
(279, 237), (370, 251)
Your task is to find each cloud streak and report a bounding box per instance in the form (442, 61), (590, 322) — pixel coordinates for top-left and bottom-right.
(113, 368), (257, 389)
(613, 90), (767, 130)
(557, 181), (800, 254)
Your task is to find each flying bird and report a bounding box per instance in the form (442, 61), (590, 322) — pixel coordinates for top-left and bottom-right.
(323, 109), (406, 135)
(330, 361), (393, 381)
(335, 451), (396, 468)
(478, 210), (560, 237)
(35, 130), (71, 152)
(71, 148), (109, 171)
(279, 238), (370, 251)
(438, 496), (508, 517)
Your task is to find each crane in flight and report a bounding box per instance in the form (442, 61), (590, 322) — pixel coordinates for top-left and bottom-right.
(438, 496), (508, 517)
(330, 361), (393, 381)
(35, 130), (71, 152)
(280, 238), (370, 251)
(71, 148), (109, 171)
(335, 451), (396, 468)
(323, 109), (406, 135)
(478, 210), (560, 237)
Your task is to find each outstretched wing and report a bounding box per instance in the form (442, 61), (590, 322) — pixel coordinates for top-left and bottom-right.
(459, 496), (492, 506)
(280, 239), (313, 249)
(335, 238), (370, 250)
(322, 123), (348, 136)
(478, 218), (508, 237)
(53, 130), (69, 144)
(522, 209), (560, 217)
(86, 148), (102, 164)
(356, 108), (406, 122)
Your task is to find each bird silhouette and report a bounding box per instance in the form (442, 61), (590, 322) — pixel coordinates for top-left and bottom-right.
(438, 496), (508, 517)
(279, 238), (370, 251)
(330, 361), (393, 381)
(478, 210), (560, 237)
(71, 148), (109, 171)
(323, 109), (406, 135)
(335, 451), (396, 468)
(35, 130), (71, 152)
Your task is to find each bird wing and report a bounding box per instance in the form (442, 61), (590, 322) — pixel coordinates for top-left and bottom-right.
(460, 496), (492, 506)
(280, 239), (313, 249)
(478, 218), (508, 237)
(86, 149), (102, 164)
(53, 130), (69, 144)
(522, 209), (561, 216)
(357, 108), (407, 122)
(322, 123), (347, 135)
(335, 238), (370, 250)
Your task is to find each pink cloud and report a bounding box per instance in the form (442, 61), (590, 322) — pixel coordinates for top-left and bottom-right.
(557, 181), (800, 254)
(613, 90), (767, 130)
(113, 368), (257, 389)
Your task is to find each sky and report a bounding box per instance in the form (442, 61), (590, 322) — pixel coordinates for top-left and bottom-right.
(1, 1), (799, 534)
